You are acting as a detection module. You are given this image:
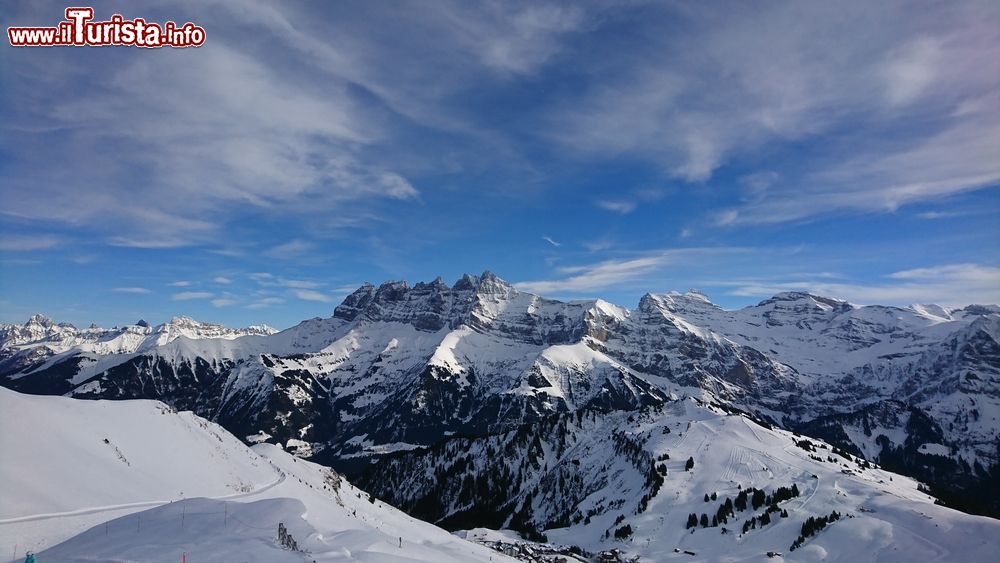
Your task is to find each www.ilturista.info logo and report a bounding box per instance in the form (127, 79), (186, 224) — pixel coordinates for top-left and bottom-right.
(8, 7), (205, 48)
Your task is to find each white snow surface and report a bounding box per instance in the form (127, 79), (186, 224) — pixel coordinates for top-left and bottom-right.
(0, 388), (513, 562)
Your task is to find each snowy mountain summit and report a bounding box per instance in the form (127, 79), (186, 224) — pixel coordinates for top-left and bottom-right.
(2, 272), (999, 544)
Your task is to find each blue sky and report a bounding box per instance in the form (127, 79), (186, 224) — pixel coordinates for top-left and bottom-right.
(2, 0), (999, 329)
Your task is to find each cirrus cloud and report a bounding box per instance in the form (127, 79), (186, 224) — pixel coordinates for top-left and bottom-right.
(172, 291), (214, 301)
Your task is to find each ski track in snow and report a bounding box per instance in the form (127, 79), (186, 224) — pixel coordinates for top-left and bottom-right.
(898, 513), (951, 563)
(741, 415), (763, 443)
(0, 468), (286, 526)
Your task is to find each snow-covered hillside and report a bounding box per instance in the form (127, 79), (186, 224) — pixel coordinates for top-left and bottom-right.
(366, 398), (1000, 562)
(0, 388), (514, 562)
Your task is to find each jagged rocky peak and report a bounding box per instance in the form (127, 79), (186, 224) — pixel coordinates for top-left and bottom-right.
(963, 304), (1000, 316)
(374, 280), (410, 301)
(635, 290), (716, 319)
(156, 316), (209, 335)
(452, 273), (479, 291)
(27, 313), (56, 327)
(412, 276), (448, 291)
(333, 272), (522, 329)
(654, 290), (721, 310)
(135, 319), (150, 328)
(164, 315), (206, 327)
(329, 271), (608, 343)
(146, 315), (277, 340)
(757, 291), (852, 312)
(588, 299), (629, 321)
(449, 271), (516, 295)
(333, 282), (377, 321)
(474, 270), (516, 296)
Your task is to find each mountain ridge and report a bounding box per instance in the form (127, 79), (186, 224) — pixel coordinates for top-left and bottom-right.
(2, 271), (998, 520)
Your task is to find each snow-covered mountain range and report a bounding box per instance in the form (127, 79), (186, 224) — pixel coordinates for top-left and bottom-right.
(0, 314), (275, 372)
(2, 272), (998, 523)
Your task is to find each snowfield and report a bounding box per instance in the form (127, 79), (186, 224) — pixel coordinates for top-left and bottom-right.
(0, 388), (514, 562)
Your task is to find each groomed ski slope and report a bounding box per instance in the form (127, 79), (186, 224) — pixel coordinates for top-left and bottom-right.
(0, 388), (514, 562)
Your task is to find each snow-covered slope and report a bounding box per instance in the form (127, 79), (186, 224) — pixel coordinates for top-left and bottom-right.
(0, 388), (514, 562)
(365, 398), (1000, 562)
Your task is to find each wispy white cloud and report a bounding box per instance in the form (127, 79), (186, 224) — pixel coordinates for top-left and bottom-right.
(519, 245), (757, 295)
(0, 235), (59, 252)
(595, 200), (637, 215)
(169, 281), (192, 287)
(281, 279), (323, 289)
(881, 37), (943, 107)
(113, 287), (151, 294)
(584, 239), (614, 252)
(249, 273), (322, 289)
(246, 297), (285, 310)
(913, 204), (998, 221)
(718, 105), (1000, 225)
(887, 263), (999, 282)
(444, 3), (586, 75)
(294, 289), (334, 303)
(518, 256), (666, 294)
(211, 298), (237, 308)
(106, 236), (193, 249)
(213, 276), (233, 284)
(2, 8), (423, 247)
(542, 235), (562, 247)
(70, 254), (98, 265)
(549, 2), (1000, 219)
(917, 211), (954, 220)
(172, 291), (214, 301)
(725, 263), (1000, 306)
(714, 210), (739, 226)
(265, 240), (314, 259)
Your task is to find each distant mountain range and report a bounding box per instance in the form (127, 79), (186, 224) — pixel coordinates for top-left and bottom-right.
(3, 272), (998, 523)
